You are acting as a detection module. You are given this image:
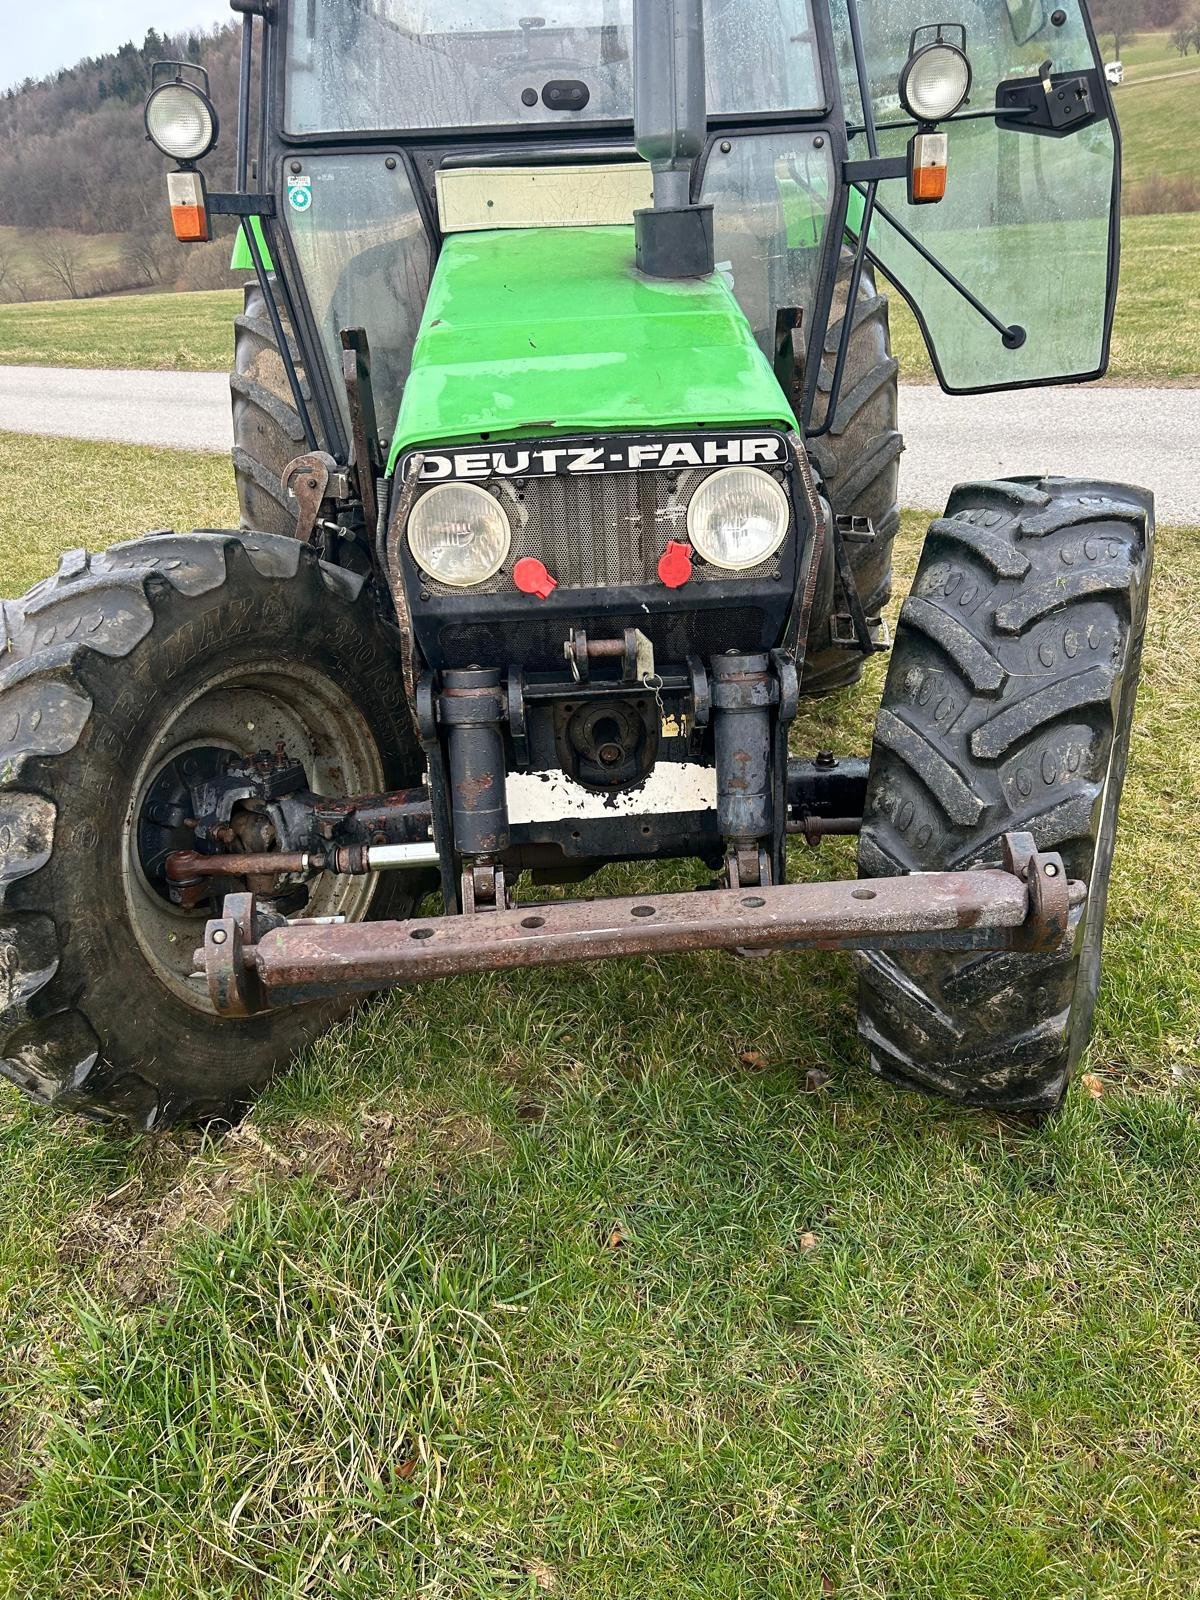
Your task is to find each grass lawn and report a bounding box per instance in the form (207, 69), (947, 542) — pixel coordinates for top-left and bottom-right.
(0, 288), (241, 373)
(8, 206), (1197, 390)
(888, 211), (1200, 386)
(1115, 73), (1200, 192)
(0, 431), (1197, 1597)
(1106, 29), (1200, 80)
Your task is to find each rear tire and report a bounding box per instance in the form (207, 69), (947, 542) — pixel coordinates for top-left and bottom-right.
(231, 282), (307, 538)
(0, 532), (425, 1128)
(856, 478), (1154, 1113)
(800, 249), (904, 696)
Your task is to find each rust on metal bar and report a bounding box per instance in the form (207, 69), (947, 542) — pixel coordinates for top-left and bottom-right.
(204, 834), (1076, 1016)
(168, 849), (311, 882)
(787, 815), (863, 841)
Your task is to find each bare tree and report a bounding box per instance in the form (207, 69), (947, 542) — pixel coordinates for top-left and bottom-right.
(122, 228), (165, 286)
(1174, 6), (1200, 51)
(0, 246), (12, 298)
(40, 233), (87, 299)
(1100, 0), (1143, 57)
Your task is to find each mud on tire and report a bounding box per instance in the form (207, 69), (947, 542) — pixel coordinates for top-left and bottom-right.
(231, 282), (307, 538)
(0, 532), (425, 1128)
(801, 248), (904, 696)
(856, 478), (1154, 1114)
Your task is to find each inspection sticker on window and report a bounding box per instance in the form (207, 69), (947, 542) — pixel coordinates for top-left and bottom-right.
(287, 176), (312, 212)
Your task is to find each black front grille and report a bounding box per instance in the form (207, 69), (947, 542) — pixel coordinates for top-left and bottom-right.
(415, 466), (785, 596)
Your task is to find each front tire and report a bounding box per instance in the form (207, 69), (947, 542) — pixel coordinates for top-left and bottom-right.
(231, 282), (307, 538)
(856, 478), (1154, 1113)
(0, 532), (425, 1128)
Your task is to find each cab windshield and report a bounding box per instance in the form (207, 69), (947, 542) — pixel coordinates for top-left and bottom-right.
(284, 0), (826, 135)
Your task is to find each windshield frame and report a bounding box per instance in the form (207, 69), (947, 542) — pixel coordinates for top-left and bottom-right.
(273, 0), (835, 143)
(254, 0), (854, 464)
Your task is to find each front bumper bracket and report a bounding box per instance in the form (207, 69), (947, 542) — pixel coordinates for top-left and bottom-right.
(201, 832), (1076, 1018)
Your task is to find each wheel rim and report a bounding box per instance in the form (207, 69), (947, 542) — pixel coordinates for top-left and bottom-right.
(123, 658), (386, 1014)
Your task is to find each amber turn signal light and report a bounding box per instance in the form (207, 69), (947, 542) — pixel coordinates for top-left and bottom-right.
(167, 169), (210, 243)
(908, 131), (948, 206)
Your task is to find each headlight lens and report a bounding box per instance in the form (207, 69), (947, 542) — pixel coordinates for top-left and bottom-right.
(899, 44), (972, 123)
(408, 483), (511, 587)
(686, 467), (790, 571)
(145, 83), (218, 162)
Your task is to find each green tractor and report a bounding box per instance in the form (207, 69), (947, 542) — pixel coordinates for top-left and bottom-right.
(0, 0), (1151, 1127)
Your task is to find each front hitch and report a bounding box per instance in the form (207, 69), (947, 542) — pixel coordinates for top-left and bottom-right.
(200, 832), (1076, 1018)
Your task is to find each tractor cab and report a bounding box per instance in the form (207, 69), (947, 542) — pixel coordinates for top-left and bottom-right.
(220, 0), (1119, 454)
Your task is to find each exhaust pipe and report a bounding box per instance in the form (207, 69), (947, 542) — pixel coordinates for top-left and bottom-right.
(632, 0), (715, 279)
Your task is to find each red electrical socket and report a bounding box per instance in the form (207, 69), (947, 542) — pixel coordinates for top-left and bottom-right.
(513, 557), (557, 599)
(658, 540), (693, 589)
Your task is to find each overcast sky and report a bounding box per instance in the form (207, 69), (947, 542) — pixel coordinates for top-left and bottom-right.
(2, 2), (232, 93)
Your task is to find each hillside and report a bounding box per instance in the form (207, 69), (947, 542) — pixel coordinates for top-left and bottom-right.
(0, 24), (245, 302)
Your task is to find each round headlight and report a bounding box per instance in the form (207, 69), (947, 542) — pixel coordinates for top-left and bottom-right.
(686, 467), (790, 571)
(145, 82), (219, 162)
(408, 483), (511, 588)
(899, 43), (972, 123)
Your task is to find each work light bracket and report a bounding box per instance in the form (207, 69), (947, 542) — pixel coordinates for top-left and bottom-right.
(150, 60), (212, 94)
(208, 193), (278, 218)
(842, 155), (909, 184)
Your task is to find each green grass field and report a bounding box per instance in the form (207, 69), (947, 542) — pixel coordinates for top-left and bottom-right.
(0, 287), (241, 373)
(4, 207), (1195, 388)
(1115, 73), (1200, 193)
(0, 431), (1197, 1597)
(886, 210), (1200, 385)
(1106, 29), (1200, 81)
(0, 225), (136, 302)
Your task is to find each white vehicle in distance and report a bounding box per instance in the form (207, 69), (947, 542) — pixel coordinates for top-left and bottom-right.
(1105, 60), (1124, 84)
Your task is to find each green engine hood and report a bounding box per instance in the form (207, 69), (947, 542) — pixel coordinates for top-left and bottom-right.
(387, 225), (794, 473)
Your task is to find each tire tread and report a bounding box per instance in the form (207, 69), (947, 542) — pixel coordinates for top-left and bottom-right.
(857, 477), (1153, 1112)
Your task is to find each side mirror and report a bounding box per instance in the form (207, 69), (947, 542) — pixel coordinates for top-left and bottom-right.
(1005, 0), (1047, 45)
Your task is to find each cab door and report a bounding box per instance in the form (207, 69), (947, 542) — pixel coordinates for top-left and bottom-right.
(828, 0), (1121, 391)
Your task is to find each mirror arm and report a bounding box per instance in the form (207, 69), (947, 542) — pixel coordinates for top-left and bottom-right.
(846, 104), (1035, 137)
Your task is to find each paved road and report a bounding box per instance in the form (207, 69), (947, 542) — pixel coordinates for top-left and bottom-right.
(2, 364), (1198, 523)
(0, 366), (230, 454)
(898, 384), (1200, 524)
